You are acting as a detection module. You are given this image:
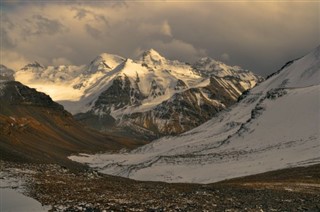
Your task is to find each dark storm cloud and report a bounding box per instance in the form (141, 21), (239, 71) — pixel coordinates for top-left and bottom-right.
(1, 1), (319, 76)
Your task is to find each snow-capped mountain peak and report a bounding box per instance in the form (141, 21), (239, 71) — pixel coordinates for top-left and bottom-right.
(0, 64), (15, 81)
(140, 49), (166, 65)
(193, 57), (263, 89)
(21, 61), (44, 71)
(85, 53), (125, 74)
(194, 57), (243, 76)
(198, 56), (216, 63)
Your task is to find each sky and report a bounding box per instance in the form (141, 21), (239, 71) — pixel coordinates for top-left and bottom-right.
(0, 1), (319, 77)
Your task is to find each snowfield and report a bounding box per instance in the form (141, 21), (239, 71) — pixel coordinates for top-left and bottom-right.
(70, 46), (320, 183)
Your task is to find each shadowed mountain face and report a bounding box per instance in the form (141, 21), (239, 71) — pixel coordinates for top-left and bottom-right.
(0, 81), (142, 168)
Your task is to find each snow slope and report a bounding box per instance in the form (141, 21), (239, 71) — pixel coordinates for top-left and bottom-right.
(70, 46), (320, 183)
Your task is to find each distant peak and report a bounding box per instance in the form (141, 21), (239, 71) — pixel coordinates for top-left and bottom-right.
(199, 56), (211, 60)
(0, 64), (8, 69)
(86, 52), (125, 74)
(21, 61), (44, 70)
(142, 49), (162, 57)
(0, 64), (14, 71)
(99, 52), (124, 59)
(30, 61), (43, 66)
(140, 49), (165, 64)
(91, 53), (125, 64)
(147, 48), (160, 54)
(0, 64), (14, 75)
(198, 57), (220, 63)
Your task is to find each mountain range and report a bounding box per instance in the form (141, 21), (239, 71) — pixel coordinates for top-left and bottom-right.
(70, 46), (320, 183)
(11, 49), (262, 140)
(1, 45), (319, 211)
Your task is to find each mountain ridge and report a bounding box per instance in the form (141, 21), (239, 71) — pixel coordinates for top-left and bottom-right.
(7, 49), (262, 140)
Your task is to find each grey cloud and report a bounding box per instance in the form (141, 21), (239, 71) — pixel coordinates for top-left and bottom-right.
(143, 39), (206, 62)
(108, 0), (127, 8)
(2, 14), (15, 30)
(1, 28), (16, 48)
(0, 14), (16, 48)
(95, 15), (108, 26)
(221, 53), (230, 61)
(73, 8), (88, 20)
(85, 24), (103, 39)
(23, 15), (66, 36)
(71, 7), (108, 25)
(2, 2), (319, 77)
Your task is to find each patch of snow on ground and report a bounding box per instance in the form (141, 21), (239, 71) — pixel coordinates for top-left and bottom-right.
(0, 170), (50, 212)
(0, 189), (48, 212)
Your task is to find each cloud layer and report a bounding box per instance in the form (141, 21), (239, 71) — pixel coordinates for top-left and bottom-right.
(1, 1), (319, 76)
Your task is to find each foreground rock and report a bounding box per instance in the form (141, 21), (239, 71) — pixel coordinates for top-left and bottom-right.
(1, 161), (319, 211)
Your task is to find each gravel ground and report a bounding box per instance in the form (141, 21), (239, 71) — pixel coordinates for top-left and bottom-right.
(1, 161), (319, 212)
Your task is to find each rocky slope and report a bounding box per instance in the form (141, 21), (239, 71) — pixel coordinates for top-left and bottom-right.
(1, 161), (319, 211)
(12, 49), (262, 140)
(0, 80), (141, 168)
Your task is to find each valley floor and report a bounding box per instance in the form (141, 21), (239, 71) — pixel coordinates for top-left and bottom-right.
(1, 160), (319, 211)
